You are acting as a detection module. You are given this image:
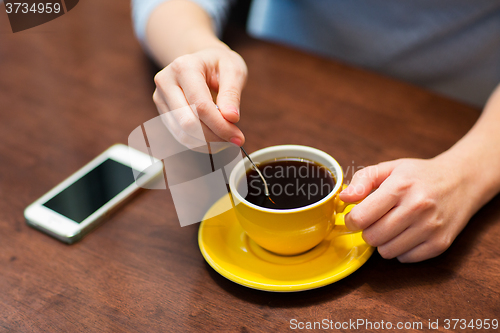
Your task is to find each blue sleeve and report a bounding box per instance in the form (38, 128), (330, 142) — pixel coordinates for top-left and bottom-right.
(131, 0), (234, 46)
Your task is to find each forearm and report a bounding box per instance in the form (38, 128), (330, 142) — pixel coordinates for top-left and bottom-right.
(145, 0), (229, 67)
(436, 83), (500, 212)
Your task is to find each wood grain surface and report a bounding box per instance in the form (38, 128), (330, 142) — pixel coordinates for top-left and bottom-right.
(1, 1), (498, 332)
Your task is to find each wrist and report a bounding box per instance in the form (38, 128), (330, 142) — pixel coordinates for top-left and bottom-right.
(434, 141), (500, 216)
(145, 0), (229, 66)
(184, 27), (229, 54)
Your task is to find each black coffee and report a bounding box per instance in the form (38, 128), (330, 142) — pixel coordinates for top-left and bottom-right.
(237, 158), (336, 209)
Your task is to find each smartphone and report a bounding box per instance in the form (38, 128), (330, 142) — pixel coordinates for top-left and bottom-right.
(24, 144), (162, 244)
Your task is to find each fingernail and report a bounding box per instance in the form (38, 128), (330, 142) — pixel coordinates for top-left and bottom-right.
(230, 137), (242, 146)
(224, 105), (239, 116)
(341, 185), (353, 195)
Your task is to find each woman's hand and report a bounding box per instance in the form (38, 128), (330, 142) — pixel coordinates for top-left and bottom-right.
(339, 157), (478, 263)
(153, 46), (248, 148)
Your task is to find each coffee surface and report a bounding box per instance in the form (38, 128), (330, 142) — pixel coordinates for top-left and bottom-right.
(238, 158), (336, 209)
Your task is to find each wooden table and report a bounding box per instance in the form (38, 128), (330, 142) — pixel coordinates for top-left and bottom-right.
(1, 1), (498, 332)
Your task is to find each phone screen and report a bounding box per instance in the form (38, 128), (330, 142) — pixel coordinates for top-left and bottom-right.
(43, 159), (138, 223)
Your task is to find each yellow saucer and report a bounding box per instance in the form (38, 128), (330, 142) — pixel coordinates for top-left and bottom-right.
(198, 195), (375, 292)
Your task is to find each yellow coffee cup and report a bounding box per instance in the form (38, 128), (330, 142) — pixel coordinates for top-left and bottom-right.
(229, 145), (360, 255)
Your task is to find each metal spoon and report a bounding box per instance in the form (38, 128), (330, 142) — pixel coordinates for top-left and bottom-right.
(214, 104), (272, 200)
(240, 147), (271, 197)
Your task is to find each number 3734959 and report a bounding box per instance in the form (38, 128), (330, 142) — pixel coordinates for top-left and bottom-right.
(5, 2), (61, 14)
(443, 319), (498, 330)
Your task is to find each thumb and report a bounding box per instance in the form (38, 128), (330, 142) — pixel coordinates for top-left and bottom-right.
(339, 160), (402, 203)
(216, 57), (247, 124)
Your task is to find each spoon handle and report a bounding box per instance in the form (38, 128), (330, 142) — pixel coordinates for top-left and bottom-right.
(214, 105), (271, 199)
(240, 147), (270, 197)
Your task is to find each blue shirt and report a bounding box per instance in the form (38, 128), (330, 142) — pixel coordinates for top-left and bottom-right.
(132, 0), (500, 106)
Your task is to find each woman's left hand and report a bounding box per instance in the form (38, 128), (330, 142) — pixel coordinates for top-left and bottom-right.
(339, 157), (477, 263)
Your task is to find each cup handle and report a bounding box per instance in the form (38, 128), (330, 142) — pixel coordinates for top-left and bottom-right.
(331, 184), (362, 236)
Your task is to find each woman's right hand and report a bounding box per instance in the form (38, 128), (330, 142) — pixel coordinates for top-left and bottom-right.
(153, 46), (248, 148)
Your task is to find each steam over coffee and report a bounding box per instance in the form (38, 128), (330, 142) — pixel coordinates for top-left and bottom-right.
(238, 158), (336, 209)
